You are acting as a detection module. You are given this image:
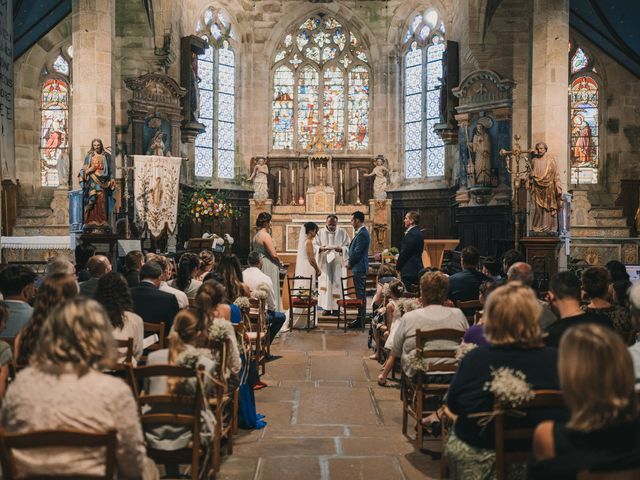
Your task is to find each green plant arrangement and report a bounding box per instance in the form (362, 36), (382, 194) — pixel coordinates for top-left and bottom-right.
(179, 184), (239, 225)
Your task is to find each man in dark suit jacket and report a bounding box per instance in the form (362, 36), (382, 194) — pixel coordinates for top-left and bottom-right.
(395, 211), (424, 290)
(78, 255), (111, 298)
(448, 246), (489, 314)
(348, 211), (370, 328)
(130, 261), (180, 332)
(124, 250), (145, 288)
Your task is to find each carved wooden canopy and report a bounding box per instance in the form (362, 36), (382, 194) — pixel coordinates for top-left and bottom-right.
(452, 70), (515, 113)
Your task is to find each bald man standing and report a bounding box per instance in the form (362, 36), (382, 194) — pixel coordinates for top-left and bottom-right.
(79, 255), (112, 298)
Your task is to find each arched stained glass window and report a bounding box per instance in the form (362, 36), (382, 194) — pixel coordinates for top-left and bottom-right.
(194, 8), (237, 179)
(402, 9), (446, 178)
(569, 44), (599, 184)
(40, 50), (71, 187)
(271, 13), (371, 151)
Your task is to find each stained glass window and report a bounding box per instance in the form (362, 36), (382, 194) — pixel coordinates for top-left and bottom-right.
(40, 79), (69, 187)
(569, 43), (599, 184)
(271, 13), (370, 151)
(194, 10), (237, 178)
(52, 55), (69, 75)
(403, 10), (446, 178)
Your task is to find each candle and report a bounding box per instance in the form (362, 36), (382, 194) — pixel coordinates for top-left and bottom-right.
(356, 169), (359, 184)
(339, 169), (343, 184)
(290, 169), (294, 184)
(279, 170), (282, 183)
(292, 169), (295, 186)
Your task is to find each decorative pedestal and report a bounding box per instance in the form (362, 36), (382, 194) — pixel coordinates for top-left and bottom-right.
(369, 199), (392, 251)
(80, 233), (120, 265)
(522, 236), (561, 290)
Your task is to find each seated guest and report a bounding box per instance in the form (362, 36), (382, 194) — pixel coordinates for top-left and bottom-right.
(44, 256), (76, 278)
(508, 262), (557, 328)
(243, 252), (286, 344)
(378, 271), (468, 385)
(481, 256), (503, 282)
(131, 262), (180, 333)
(462, 279), (498, 347)
(544, 271), (612, 348)
(95, 272), (144, 362)
(78, 255), (111, 298)
(448, 246), (489, 315)
(371, 263), (398, 310)
(502, 248), (525, 275)
(531, 324), (640, 478)
(373, 279), (406, 364)
(581, 266), (632, 333)
(147, 254), (188, 309)
(15, 273), (78, 367)
(0, 265), (37, 337)
(0, 303), (14, 401)
(445, 283), (564, 479)
(75, 241), (96, 282)
(1, 298), (156, 479)
(170, 252), (202, 300)
(196, 249), (215, 281)
(215, 254), (251, 302)
(612, 279), (632, 308)
(145, 307), (240, 453)
(627, 283), (640, 385)
(124, 250), (145, 288)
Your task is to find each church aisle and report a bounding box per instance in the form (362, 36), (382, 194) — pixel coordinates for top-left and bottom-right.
(218, 328), (441, 479)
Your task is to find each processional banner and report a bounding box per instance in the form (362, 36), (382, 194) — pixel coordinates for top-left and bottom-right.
(133, 155), (181, 238)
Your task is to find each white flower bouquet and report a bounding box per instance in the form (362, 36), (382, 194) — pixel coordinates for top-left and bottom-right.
(484, 367), (535, 408)
(455, 342), (478, 361)
(208, 319), (230, 341)
(252, 289), (268, 301)
(396, 297), (421, 316)
(234, 296), (251, 310)
(405, 350), (428, 374)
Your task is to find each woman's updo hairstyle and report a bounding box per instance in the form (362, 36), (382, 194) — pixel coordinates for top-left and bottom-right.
(256, 212), (272, 229)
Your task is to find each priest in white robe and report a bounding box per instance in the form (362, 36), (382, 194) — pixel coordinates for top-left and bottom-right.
(314, 214), (351, 313)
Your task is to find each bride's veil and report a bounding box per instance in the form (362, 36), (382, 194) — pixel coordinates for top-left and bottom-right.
(294, 225), (307, 278)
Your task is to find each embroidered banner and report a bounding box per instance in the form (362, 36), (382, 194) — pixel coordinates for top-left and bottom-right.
(133, 155), (181, 238)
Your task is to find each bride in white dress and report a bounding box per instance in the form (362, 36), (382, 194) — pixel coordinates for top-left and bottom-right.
(291, 222), (321, 329)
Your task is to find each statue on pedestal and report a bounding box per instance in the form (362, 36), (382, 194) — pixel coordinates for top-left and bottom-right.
(468, 122), (492, 185)
(249, 157), (269, 200)
(528, 142), (563, 234)
(365, 155), (389, 200)
(146, 129), (168, 156)
(78, 138), (115, 231)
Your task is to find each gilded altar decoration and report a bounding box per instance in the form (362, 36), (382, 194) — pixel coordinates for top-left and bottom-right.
(133, 155), (182, 238)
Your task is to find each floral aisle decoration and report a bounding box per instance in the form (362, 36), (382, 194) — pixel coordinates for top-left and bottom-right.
(483, 367), (535, 408)
(208, 319), (231, 342)
(455, 342), (478, 361)
(174, 347), (213, 396)
(233, 296), (251, 311)
(396, 297), (421, 316)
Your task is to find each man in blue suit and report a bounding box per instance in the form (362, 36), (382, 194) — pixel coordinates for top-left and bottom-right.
(395, 211), (424, 290)
(348, 210), (370, 328)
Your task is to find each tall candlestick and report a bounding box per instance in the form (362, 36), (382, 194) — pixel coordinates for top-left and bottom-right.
(339, 169), (344, 205)
(356, 169), (360, 204)
(278, 170), (282, 204)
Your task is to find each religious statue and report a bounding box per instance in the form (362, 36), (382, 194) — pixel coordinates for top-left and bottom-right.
(468, 122), (492, 185)
(249, 156), (269, 200)
(146, 129), (167, 156)
(365, 155), (389, 200)
(78, 138), (115, 231)
(190, 51), (200, 122)
(528, 142), (563, 234)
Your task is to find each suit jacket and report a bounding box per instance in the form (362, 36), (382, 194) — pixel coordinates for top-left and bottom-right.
(348, 227), (370, 274)
(395, 227), (424, 281)
(79, 277), (99, 298)
(125, 270), (140, 288)
(130, 281), (180, 332)
(447, 268), (490, 310)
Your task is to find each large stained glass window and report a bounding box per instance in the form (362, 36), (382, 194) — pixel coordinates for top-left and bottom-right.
(271, 13), (371, 151)
(40, 51), (71, 187)
(194, 9), (237, 179)
(402, 9), (446, 178)
(569, 44), (599, 184)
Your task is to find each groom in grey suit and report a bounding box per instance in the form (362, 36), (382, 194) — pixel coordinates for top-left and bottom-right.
(347, 211), (370, 328)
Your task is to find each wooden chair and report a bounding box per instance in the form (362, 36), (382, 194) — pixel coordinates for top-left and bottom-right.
(142, 322), (165, 363)
(247, 297), (269, 375)
(287, 275), (317, 331)
(456, 299), (483, 325)
(337, 275), (366, 332)
(0, 428), (117, 479)
(401, 328), (464, 449)
(128, 364), (209, 480)
(578, 469), (640, 480)
(494, 389), (566, 480)
(205, 337), (236, 473)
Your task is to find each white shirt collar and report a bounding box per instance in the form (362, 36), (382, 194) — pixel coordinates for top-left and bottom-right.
(405, 225), (416, 234)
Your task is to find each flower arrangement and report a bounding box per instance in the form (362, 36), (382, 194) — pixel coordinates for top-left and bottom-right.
(251, 289), (268, 301)
(381, 247), (399, 264)
(396, 297), (421, 316)
(484, 367), (535, 408)
(208, 319), (230, 342)
(180, 184), (240, 225)
(455, 342), (478, 361)
(176, 350), (201, 370)
(406, 350), (428, 373)
(234, 296), (251, 310)
(294, 288), (318, 301)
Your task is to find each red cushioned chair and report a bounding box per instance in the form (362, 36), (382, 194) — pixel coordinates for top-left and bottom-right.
(287, 275), (317, 331)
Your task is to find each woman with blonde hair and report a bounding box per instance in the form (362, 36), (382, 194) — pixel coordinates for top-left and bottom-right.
(531, 323), (640, 478)
(14, 272), (78, 367)
(1, 298), (157, 479)
(445, 282), (563, 480)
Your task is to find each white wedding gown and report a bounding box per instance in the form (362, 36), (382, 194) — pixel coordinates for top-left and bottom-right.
(291, 229), (317, 329)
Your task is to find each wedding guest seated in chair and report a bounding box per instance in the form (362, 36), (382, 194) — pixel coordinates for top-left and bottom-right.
(1, 298), (157, 479)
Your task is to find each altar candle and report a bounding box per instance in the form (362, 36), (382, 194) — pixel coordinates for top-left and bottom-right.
(291, 169), (294, 184)
(292, 169), (295, 186)
(356, 169), (359, 184)
(279, 170), (282, 184)
(339, 169), (343, 185)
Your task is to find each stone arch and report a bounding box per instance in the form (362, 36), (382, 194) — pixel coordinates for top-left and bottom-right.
(14, 16), (72, 197)
(386, 0), (453, 45)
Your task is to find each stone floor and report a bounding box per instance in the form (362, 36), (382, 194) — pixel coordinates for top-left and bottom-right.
(217, 326), (442, 480)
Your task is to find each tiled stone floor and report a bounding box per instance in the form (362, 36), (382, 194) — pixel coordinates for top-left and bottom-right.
(217, 327), (441, 480)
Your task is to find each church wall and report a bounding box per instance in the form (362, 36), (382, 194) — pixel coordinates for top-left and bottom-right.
(12, 17), (72, 201)
(569, 30), (640, 206)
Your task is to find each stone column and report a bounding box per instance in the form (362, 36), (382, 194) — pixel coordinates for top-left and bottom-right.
(531, 0), (570, 192)
(71, 0), (115, 188)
